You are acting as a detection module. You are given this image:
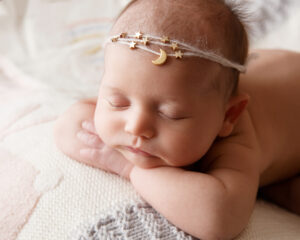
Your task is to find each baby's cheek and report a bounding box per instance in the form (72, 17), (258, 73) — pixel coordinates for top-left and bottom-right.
(94, 107), (120, 147)
(163, 134), (205, 166)
(94, 106), (109, 142)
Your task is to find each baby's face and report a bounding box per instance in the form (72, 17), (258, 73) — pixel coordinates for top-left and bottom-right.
(94, 45), (226, 169)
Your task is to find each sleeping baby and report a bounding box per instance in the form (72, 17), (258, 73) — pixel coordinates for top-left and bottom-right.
(54, 0), (300, 239)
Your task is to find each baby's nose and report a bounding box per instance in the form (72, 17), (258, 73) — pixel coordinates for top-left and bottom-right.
(124, 110), (155, 139)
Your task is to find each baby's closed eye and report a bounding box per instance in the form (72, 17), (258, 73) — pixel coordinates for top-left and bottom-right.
(105, 96), (130, 109)
(158, 106), (191, 121)
(102, 93), (191, 120)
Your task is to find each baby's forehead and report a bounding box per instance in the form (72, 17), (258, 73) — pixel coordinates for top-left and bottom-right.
(104, 44), (220, 95)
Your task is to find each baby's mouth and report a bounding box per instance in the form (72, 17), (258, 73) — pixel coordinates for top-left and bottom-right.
(124, 146), (156, 158)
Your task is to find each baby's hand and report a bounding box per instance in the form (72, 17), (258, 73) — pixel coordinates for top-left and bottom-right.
(77, 120), (133, 179)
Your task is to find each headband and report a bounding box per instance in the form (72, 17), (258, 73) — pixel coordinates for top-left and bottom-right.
(106, 32), (246, 73)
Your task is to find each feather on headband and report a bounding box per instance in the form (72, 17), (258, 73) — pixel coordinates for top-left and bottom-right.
(107, 32), (246, 73)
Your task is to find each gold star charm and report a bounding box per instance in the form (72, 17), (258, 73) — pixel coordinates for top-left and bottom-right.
(175, 50), (183, 59)
(171, 42), (178, 51)
(161, 36), (170, 43)
(129, 41), (137, 49)
(135, 31), (143, 39)
(142, 37), (149, 45)
(111, 37), (118, 42)
(119, 32), (127, 38)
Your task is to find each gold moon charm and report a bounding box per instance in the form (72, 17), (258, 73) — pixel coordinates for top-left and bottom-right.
(152, 49), (167, 65)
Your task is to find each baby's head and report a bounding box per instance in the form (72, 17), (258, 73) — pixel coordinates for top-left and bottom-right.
(94, 0), (249, 169)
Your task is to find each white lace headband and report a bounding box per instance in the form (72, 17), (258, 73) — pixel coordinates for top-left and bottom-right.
(106, 32), (247, 73)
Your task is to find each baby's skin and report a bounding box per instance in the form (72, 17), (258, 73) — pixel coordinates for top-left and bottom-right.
(55, 48), (300, 240)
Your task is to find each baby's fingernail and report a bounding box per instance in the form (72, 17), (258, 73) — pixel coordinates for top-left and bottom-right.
(82, 120), (91, 129)
(77, 130), (83, 137)
(82, 120), (97, 133)
(77, 131), (100, 147)
(77, 130), (87, 140)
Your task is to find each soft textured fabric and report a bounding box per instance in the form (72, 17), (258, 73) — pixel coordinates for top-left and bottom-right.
(0, 148), (39, 240)
(70, 202), (196, 240)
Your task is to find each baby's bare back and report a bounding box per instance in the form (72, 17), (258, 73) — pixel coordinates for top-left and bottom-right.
(240, 49), (300, 186)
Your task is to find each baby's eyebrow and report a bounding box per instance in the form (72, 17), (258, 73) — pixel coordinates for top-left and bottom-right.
(160, 98), (191, 110)
(162, 99), (183, 105)
(101, 84), (124, 93)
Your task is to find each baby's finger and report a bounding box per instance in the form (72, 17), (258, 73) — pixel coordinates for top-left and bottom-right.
(77, 130), (103, 148)
(79, 148), (110, 172)
(81, 120), (97, 134)
(79, 149), (104, 167)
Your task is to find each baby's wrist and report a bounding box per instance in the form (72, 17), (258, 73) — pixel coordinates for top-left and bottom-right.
(129, 165), (138, 182)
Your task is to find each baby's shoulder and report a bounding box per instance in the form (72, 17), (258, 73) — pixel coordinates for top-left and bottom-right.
(240, 49), (300, 164)
(240, 49), (300, 93)
(243, 49), (300, 81)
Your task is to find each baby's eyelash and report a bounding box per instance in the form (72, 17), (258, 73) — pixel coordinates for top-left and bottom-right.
(106, 99), (129, 109)
(158, 111), (188, 121)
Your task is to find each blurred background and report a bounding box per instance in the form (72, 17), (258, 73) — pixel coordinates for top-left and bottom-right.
(0, 0), (299, 97)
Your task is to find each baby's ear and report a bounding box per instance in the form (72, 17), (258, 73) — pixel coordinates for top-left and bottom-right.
(218, 93), (249, 137)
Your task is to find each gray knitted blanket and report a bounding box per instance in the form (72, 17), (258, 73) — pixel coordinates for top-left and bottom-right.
(71, 202), (197, 240)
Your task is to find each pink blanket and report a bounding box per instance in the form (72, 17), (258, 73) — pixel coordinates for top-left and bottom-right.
(0, 148), (40, 240)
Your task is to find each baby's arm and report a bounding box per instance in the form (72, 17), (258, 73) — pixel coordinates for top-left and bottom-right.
(129, 143), (260, 240)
